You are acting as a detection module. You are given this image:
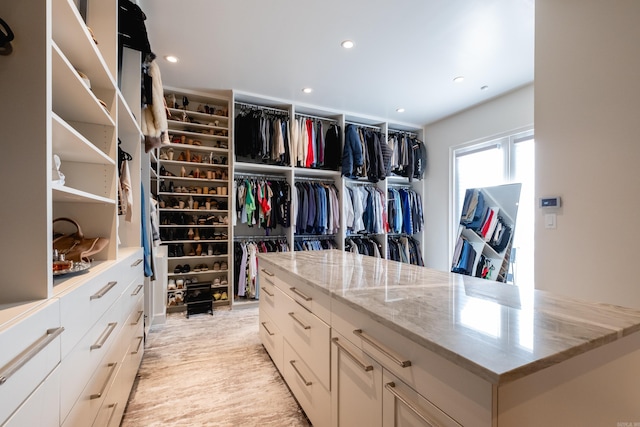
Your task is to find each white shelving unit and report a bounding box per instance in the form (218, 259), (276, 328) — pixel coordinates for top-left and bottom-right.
(0, 0), (145, 425)
(155, 87), (233, 314)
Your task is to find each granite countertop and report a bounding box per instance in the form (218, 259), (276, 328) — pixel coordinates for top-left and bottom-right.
(258, 250), (640, 384)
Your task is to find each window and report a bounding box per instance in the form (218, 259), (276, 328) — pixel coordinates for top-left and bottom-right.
(452, 130), (534, 287)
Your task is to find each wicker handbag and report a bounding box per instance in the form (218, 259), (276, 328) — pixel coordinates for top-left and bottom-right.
(52, 217), (109, 262)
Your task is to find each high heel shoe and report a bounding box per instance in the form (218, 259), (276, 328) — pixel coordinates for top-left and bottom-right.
(188, 196), (194, 209)
(169, 181), (175, 193)
(168, 148), (174, 160)
(188, 228), (195, 240)
(177, 151), (187, 161)
(194, 229), (200, 241)
(181, 166), (186, 177)
(160, 182), (167, 192)
(195, 243), (202, 256)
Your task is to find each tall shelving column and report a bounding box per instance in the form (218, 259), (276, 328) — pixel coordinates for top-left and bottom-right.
(156, 87), (232, 314)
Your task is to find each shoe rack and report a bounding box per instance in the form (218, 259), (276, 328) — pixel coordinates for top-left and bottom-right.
(156, 87), (232, 313)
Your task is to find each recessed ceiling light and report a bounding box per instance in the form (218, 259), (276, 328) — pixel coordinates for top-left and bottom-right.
(165, 55), (178, 63)
(341, 40), (355, 49)
(302, 87), (313, 94)
(453, 76), (464, 83)
(481, 85), (489, 91)
(396, 108), (405, 113)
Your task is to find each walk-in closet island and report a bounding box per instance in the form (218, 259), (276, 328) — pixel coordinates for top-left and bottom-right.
(258, 250), (640, 427)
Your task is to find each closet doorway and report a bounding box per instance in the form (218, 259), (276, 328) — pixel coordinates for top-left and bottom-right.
(452, 130), (535, 287)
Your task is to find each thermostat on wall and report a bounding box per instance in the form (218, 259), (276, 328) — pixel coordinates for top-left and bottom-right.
(539, 197), (561, 208)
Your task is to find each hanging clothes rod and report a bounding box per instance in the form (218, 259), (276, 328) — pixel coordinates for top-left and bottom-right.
(345, 180), (378, 187)
(294, 176), (337, 184)
(295, 113), (338, 123)
(234, 172), (288, 181)
(388, 128), (418, 137)
(345, 121), (382, 131)
(294, 234), (337, 241)
(234, 235), (288, 241)
(235, 101), (289, 114)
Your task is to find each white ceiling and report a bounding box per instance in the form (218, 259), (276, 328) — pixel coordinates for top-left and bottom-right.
(139, 0), (535, 127)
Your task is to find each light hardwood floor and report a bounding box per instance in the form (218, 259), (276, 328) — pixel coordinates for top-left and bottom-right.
(120, 305), (311, 427)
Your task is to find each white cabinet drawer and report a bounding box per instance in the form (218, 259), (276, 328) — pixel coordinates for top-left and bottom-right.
(280, 291), (330, 390)
(0, 299), (61, 425)
(59, 268), (123, 358)
(62, 322), (129, 427)
(332, 299), (492, 426)
(259, 310), (283, 373)
(259, 264), (331, 324)
(283, 341), (330, 427)
(60, 297), (126, 421)
(2, 365), (61, 427)
(382, 370), (461, 427)
(258, 272), (278, 320)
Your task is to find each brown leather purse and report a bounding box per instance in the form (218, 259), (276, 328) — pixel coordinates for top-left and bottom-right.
(52, 217), (109, 262)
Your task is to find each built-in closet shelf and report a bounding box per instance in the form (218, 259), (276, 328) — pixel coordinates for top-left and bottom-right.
(52, 185), (116, 204)
(158, 176), (229, 185)
(234, 161), (291, 174)
(52, 113), (114, 165)
(117, 91), (143, 142)
(294, 168), (341, 179)
(52, 42), (115, 127)
(168, 270), (229, 277)
(168, 255), (229, 261)
(158, 192), (229, 198)
(52, 0), (114, 89)
(162, 142), (229, 155)
(167, 128), (229, 142)
(160, 160), (229, 168)
(167, 118), (228, 133)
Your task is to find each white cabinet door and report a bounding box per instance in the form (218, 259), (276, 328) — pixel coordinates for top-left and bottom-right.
(382, 370), (461, 427)
(331, 331), (383, 427)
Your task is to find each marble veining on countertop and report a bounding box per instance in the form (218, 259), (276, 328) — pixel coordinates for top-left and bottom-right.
(258, 250), (640, 384)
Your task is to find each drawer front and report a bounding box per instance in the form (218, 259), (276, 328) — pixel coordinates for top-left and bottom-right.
(63, 322), (129, 427)
(280, 291), (330, 390)
(332, 299), (493, 426)
(59, 267), (126, 358)
(283, 341), (330, 427)
(259, 310), (283, 373)
(259, 265), (331, 324)
(382, 370), (461, 427)
(258, 271), (278, 320)
(60, 296), (126, 421)
(0, 300), (61, 425)
(3, 366), (61, 427)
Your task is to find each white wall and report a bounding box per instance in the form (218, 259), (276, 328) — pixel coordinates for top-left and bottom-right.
(423, 85), (534, 271)
(535, 0), (640, 309)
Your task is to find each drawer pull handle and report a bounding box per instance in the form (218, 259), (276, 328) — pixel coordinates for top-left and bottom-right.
(261, 268), (274, 277)
(131, 310), (144, 325)
(131, 258), (143, 267)
(289, 287), (312, 302)
(332, 337), (373, 372)
(0, 326), (64, 386)
(354, 329), (412, 368)
(385, 382), (439, 427)
(288, 312), (311, 330)
(106, 403), (119, 425)
(261, 322), (275, 336)
(289, 360), (312, 386)
(90, 362), (117, 399)
(131, 284), (143, 296)
(91, 322), (117, 350)
(260, 286), (274, 297)
(90, 281), (117, 300)
(131, 336), (144, 354)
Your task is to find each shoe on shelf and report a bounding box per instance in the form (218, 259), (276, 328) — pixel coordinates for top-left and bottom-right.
(182, 264), (191, 273)
(174, 265), (183, 274)
(168, 279), (176, 290)
(213, 262), (220, 271)
(195, 243), (202, 255)
(220, 261), (228, 270)
(220, 291), (228, 300)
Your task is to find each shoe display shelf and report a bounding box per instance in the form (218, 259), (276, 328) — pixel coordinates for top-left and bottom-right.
(156, 88), (232, 314)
